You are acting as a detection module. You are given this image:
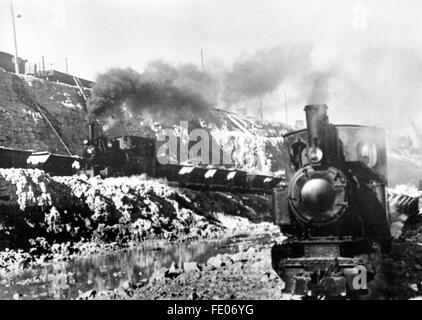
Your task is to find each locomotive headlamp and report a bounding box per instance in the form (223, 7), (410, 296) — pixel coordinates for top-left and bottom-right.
(358, 142), (377, 168)
(308, 146), (323, 164)
(86, 147), (94, 154)
(83, 139), (89, 145)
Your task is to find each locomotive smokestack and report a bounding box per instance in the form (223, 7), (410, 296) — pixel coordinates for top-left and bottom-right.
(304, 104), (328, 150)
(88, 122), (95, 142)
(304, 104), (343, 166)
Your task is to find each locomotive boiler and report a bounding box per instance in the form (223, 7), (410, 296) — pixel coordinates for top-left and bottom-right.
(271, 104), (391, 297)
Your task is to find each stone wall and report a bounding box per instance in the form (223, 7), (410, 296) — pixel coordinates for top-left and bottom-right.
(0, 70), (88, 155)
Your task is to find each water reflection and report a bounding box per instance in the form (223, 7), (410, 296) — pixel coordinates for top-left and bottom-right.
(0, 234), (272, 300)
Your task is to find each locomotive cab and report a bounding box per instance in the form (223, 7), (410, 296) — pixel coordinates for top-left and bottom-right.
(82, 123), (156, 178)
(272, 104), (391, 297)
(83, 135), (124, 177)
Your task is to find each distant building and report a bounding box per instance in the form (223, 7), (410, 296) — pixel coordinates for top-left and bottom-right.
(25, 62), (38, 75)
(0, 51), (26, 73)
(36, 70), (94, 88)
(0, 50), (93, 89)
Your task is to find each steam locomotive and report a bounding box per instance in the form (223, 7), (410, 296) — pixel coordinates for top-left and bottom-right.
(81, 123), (282, 193)
(271, 104), (392, 297)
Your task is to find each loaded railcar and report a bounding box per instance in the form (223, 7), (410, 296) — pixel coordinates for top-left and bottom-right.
(205, 168), (235, 190)
(0, 147), (32, 169)
(271, 104), (391, 297)
(27, 152), (81, 176)
(246, 174), (280, 192)
(177, 166), (208, 188)
(81, 122), (282, 193)
(226, 170), (248, 192)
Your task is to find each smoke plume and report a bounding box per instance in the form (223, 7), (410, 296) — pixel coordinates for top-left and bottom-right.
(87, 46), (316, 128)
(222, 46), (311, 105)
(306, 71), (332, 105)
(88, 67), (213, 123)
(88, 42), (422, 138)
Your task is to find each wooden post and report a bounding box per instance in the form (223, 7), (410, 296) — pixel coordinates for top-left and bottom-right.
(201, 49), (204, 72)
(10, 0), (19, 74)
(284, 91), (288, 125)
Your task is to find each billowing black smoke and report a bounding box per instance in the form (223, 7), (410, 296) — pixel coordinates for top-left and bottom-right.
(143, 60), (221, 106)
(88, 46), (317, 125)
(88, 45), (334, 129)
(88, 67), (213, 122)
(222, 46), (311, 105)
(306, 71), (332, 104)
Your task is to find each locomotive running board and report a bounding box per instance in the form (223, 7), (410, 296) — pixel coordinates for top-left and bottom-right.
(272, 238), (380, 297)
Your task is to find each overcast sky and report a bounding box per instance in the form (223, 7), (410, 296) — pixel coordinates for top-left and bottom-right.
(3, 0), (421, 79)
(1, 0), (422, 136)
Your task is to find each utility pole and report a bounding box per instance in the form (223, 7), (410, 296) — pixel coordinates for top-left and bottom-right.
(65, 57), (68, 74)
(410, 117), (422, 149)
(10, 0), (19, 74)
(201, 49), (204, 72)
(42, 55), (45, 72)
(284, 91), (288, 125)
(257, 101), (263, 121)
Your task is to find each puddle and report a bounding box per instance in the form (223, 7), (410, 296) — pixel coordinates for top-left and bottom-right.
(0, 233), (275, 300)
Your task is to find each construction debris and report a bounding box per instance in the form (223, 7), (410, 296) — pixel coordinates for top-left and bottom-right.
(0, 168), (275, 272)
(388, 185), (421, 238)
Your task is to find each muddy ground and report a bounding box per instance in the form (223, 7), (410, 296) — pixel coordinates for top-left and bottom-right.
(77, 220), (422, 300)
(77, 240), (286, 300)
(75, 213), (422, 301)
(0, 169), (275, 274)
(1, 169), (422, 300)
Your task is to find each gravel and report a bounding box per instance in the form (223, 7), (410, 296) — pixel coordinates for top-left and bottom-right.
(77, 241), (287, 300)
(0, 169), (275, 274)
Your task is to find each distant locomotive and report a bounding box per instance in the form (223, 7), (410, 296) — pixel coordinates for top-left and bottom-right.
(271, 104), (391, 297)
(82, 123), (282, 193)
(82, 123), (156, 178)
